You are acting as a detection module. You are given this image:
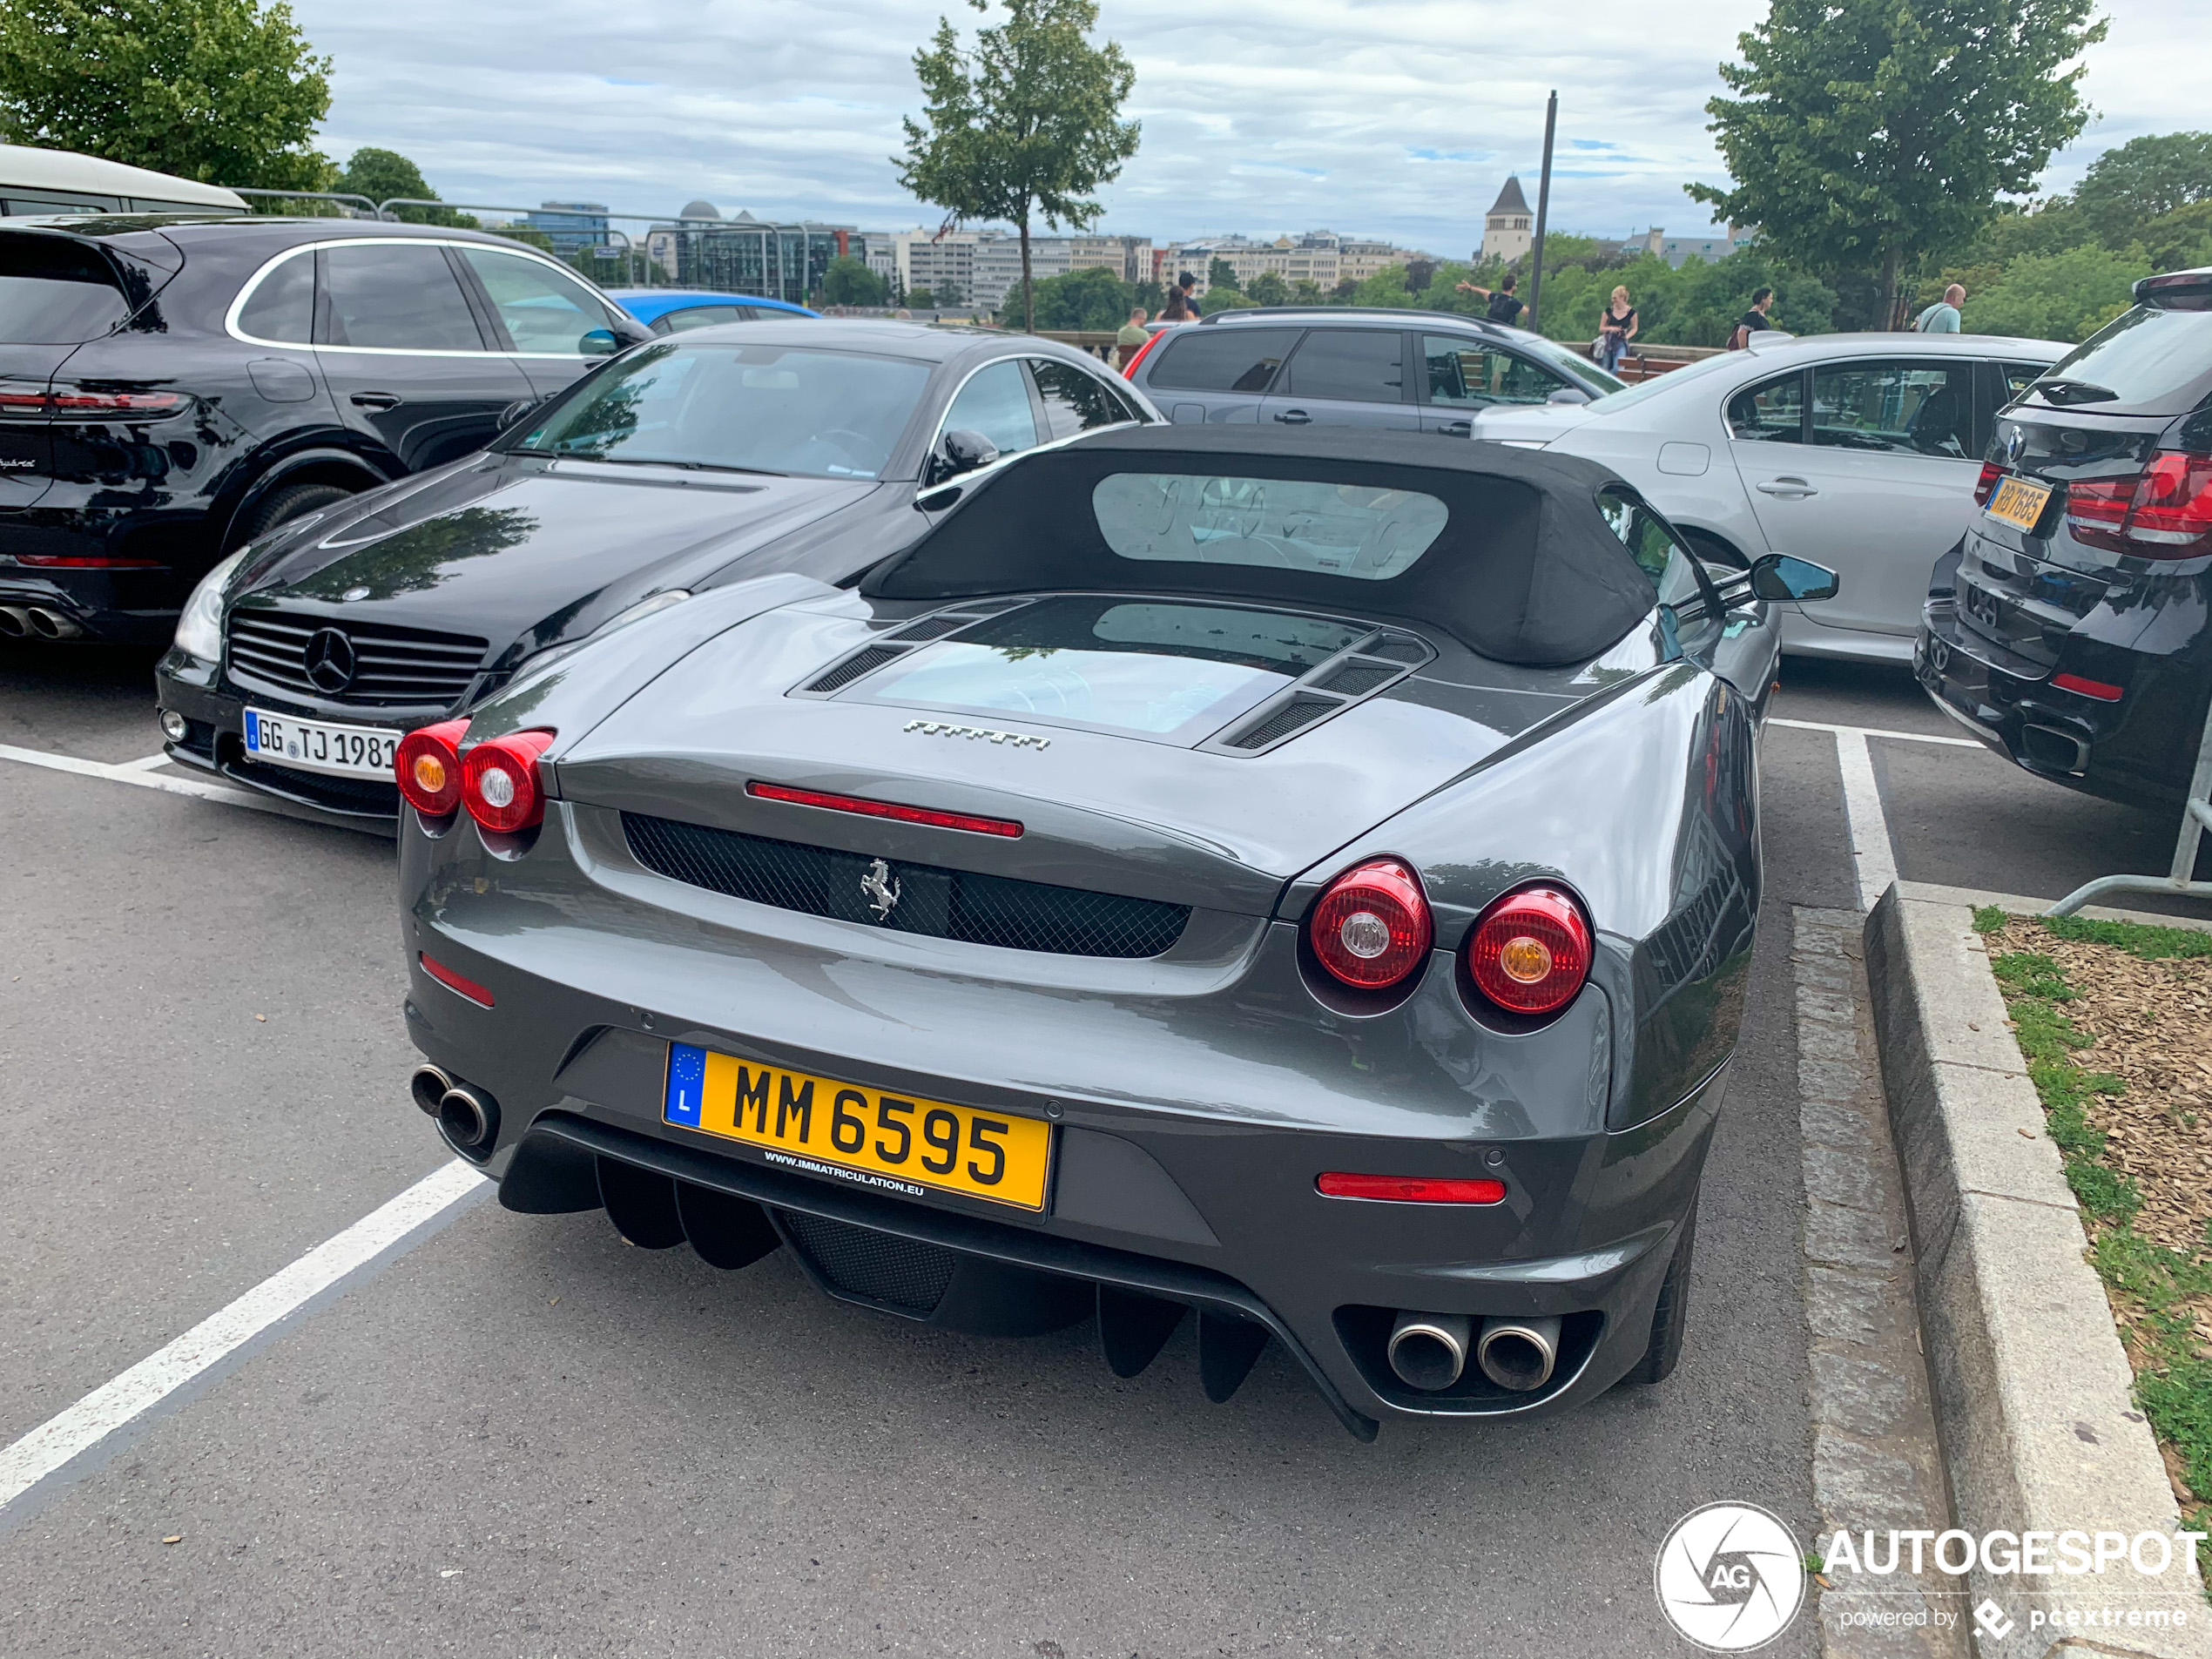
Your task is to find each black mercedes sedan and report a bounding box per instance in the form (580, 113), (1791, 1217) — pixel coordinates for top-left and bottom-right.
(155, 320), (1159, 821)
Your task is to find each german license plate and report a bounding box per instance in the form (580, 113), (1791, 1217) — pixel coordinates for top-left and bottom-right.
(663, 1043), (1053, 1211)
(1984, 474), (2052, 531)
(242, 708), (401, 777)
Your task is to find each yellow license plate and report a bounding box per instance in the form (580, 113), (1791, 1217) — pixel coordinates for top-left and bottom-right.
(1985, 474), (2053, 531)
(662, 1043), (1052, 1211)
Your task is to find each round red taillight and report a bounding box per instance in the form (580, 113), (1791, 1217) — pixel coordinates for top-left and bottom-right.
(395, 718), (469, 817)
(1465, 885), (1592, 1015)
(1308, 858), (1433, 989)
(461, 729), (556, 833)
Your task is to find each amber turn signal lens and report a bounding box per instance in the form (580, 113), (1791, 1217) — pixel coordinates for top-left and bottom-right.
(1466, 885), (1593, 1015)
(394, 718), (469, 818)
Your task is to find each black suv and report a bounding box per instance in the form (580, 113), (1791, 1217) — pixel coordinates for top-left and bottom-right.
(0, 216), (650, 643)
(1126, 307), (1623, 435)
(1919, 267), (2212, 807)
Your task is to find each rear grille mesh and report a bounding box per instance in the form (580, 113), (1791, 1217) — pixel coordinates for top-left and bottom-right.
(804, 644), (908, 694)
(226, 608), (488, 707)
(1224, 694), (1341, 750)
(779, 1212), (958, 1314)
(623, 812), (1190, 958)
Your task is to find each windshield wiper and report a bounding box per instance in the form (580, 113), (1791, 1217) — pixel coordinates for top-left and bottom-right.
(556, 453), (788, 476)
(2034, 378), (2119, 406)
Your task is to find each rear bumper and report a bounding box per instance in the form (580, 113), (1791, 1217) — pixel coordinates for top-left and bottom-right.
(0, 491), (221, 641)
(1916, 598), (2204, 808)
(400, 812), (1718, 1432)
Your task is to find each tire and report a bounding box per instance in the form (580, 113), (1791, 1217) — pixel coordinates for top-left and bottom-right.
(1620, 1197), (1697, 1386)
(231, 480), (358, 550)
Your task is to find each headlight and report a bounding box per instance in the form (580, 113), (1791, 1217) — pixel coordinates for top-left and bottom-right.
(172, 547), (249, 661)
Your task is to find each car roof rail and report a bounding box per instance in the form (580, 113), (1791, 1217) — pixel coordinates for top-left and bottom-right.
(1197, 306), (1500, 331)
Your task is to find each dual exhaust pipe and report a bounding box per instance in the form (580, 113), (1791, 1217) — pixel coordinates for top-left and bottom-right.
(1386, 1309), (1562, 1394)
(0, 604), (86, 641)
(412, 1063), (499, 1158)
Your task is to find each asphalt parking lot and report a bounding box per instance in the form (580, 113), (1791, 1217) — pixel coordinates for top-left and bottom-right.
(0, 639), (2199, 1657)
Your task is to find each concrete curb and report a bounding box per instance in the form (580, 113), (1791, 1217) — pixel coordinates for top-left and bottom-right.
(1864, 881), (2210, 1657)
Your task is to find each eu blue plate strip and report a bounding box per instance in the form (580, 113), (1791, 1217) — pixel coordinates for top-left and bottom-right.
(664, 1042), (705, 1128)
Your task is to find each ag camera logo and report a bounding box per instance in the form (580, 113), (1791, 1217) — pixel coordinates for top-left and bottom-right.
(1655, 1502), (1807, 1651)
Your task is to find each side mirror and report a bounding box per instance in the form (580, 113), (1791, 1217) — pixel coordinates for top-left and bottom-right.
(497, 397), (542, 433)
(1547, 386), (1591, 405)
(1749, 552), (1840, 603)
(932, 428), (1000, 484)
(579, 328), (622, 358)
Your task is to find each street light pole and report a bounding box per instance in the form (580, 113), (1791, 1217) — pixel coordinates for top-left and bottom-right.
(1526, 90), (1558, 333)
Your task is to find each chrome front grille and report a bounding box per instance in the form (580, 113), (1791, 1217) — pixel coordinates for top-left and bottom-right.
(226, 607), (489, 707)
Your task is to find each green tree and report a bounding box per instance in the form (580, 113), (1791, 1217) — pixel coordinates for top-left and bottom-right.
(1012, 263), (1132, 328)
(1197, 287), (1258, 314)
(907, 287), (937, 309)
(1961, 243), (2148, 341)
(2075, 132), (2212, 248)
(1206, 256), (1239, 293)
(934, 277), (964, 307)
(821, 254), (888, 307)
(1689, 0), (2105, 327)
(332, 147), (475, 225)
(0, 0), (333, 191)
(897, 0), (1140, 334)
(1244, 270), (1289, 307)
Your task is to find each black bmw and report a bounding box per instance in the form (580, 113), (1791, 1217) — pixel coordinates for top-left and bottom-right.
(154, 319), (1158, 821)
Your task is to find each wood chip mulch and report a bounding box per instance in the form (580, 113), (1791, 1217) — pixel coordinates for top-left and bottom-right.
(1993, 919), (2212, 1257)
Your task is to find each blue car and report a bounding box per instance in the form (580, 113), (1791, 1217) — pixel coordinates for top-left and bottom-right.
(607, 288), (819, 334)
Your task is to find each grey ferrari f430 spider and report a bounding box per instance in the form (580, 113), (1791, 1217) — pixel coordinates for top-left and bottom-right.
(393, 425), (1836, 1438)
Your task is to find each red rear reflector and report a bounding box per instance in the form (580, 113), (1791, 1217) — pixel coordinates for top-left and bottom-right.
(747, 779), (1022, 838)
(419, 952), (494, 1007)
(1973, 462), (2003, 507)
(2051, 671), (2123, 702)
(1317, 1172), (1507, 1204)
(14, 555), (165, 568)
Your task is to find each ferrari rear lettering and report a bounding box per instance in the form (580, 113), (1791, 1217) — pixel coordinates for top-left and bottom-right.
(662, 1043), (1052, 1211)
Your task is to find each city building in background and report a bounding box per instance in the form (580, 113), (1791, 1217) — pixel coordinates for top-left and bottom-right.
(1161, 230), (1436, 297)
(636, 202), (858, 306)
(525, 200), (612, 259)
(1481, 179), (1533, 264)
(1652, 226), (1758, 267)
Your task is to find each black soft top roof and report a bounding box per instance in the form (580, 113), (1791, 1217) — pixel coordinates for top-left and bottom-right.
(861, 425), (1659, 667)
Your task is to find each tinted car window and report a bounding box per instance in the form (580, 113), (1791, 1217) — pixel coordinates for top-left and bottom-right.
(653, 305), (745, 334)
(460, 248), (617, 354)
(0, 233), (128, 343)
(2000, 361), (2047, 400)
(1092, 473), (1447, 578)
(1424, 335), (1564, 407)
(2027, 305), (2212, 417)
(236, 251), (313, 344)
(1598, 487), (1702, 609)
(1281, 329), (1405, 402)
(1144, 327), (1300, 394)
(939, 359), (1037, 456)
(1727, 372), (1804, 442)
(507, 341), (930, 479)
(1030, 359), (1137, 439)
(1812, 360), (1973, 457)
(317, 244), (484, 351)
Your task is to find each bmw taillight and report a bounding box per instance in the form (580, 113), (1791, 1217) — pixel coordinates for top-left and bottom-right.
(1464, 886), (1593, 1015)
(1308, 858), (1433, 989)
(395, 718), (469, 817)
(2067, 452), (2212, 558)
(1973, 462), (2004, 506)
(460, 729), (555, 833)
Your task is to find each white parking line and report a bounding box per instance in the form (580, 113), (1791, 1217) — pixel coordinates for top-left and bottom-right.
(116, 752), (177, 772)
(1833, 731), (1900, 909)
(0, 741), (377, 831)
(0, 1160), (486, 1514)
(1769, 717), (1981, 748)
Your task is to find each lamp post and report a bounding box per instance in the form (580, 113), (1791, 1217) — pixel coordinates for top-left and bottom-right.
(1526, 91), (1558, 333)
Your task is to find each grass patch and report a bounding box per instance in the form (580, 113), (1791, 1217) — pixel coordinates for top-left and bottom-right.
(1988, 918), (2212, 1591)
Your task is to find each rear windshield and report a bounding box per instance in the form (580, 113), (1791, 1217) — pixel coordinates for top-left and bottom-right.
(2025, 306), (2212, 417)
(505, 340), (932, 479)
(1092, 473), (1448, 579)
(0, 233), (129, 343)
(851, 596), (1366, 739)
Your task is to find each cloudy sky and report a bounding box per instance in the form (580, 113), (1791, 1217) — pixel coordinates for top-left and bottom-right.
(298, 0), (2207, 257)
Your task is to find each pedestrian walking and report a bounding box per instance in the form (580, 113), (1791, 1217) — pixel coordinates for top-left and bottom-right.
(1456, 271), (1524, 327)
(1728, 287), (1775, 350)
(1160, 273), (1199, 322)
(1914, 284), (1966, 334)
(1595, 286), (1637, 374)
(1115, 307), (1150, 369)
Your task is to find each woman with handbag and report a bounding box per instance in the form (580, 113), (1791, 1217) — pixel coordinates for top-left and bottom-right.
(1595, 287), (1637, 374)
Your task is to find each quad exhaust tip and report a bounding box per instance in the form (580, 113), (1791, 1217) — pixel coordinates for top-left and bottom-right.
(22, 607), (84, 640)
(433, 1079), (499, 1157)
(0, 604), (30, 639)
(1386, 1311), (1564, 1393)
(1474, 1314), (1561, 1393)
(409, 1063), (453, 1116)
(1386, 1310), (1472, 1392)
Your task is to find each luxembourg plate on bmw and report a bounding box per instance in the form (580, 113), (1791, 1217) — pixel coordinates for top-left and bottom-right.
(1983, 474), (2053, 532)
(662, 1042), (1053, 1211)
(242, 707), (401, 778)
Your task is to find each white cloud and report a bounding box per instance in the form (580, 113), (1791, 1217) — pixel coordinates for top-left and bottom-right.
(298, 0), (2208, 254)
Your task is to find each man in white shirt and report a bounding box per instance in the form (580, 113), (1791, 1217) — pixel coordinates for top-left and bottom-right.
(1914, 284), (1966, 333)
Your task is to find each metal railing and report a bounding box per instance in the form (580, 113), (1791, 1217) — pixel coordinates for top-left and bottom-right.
(2047, 699), (2212, 916)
